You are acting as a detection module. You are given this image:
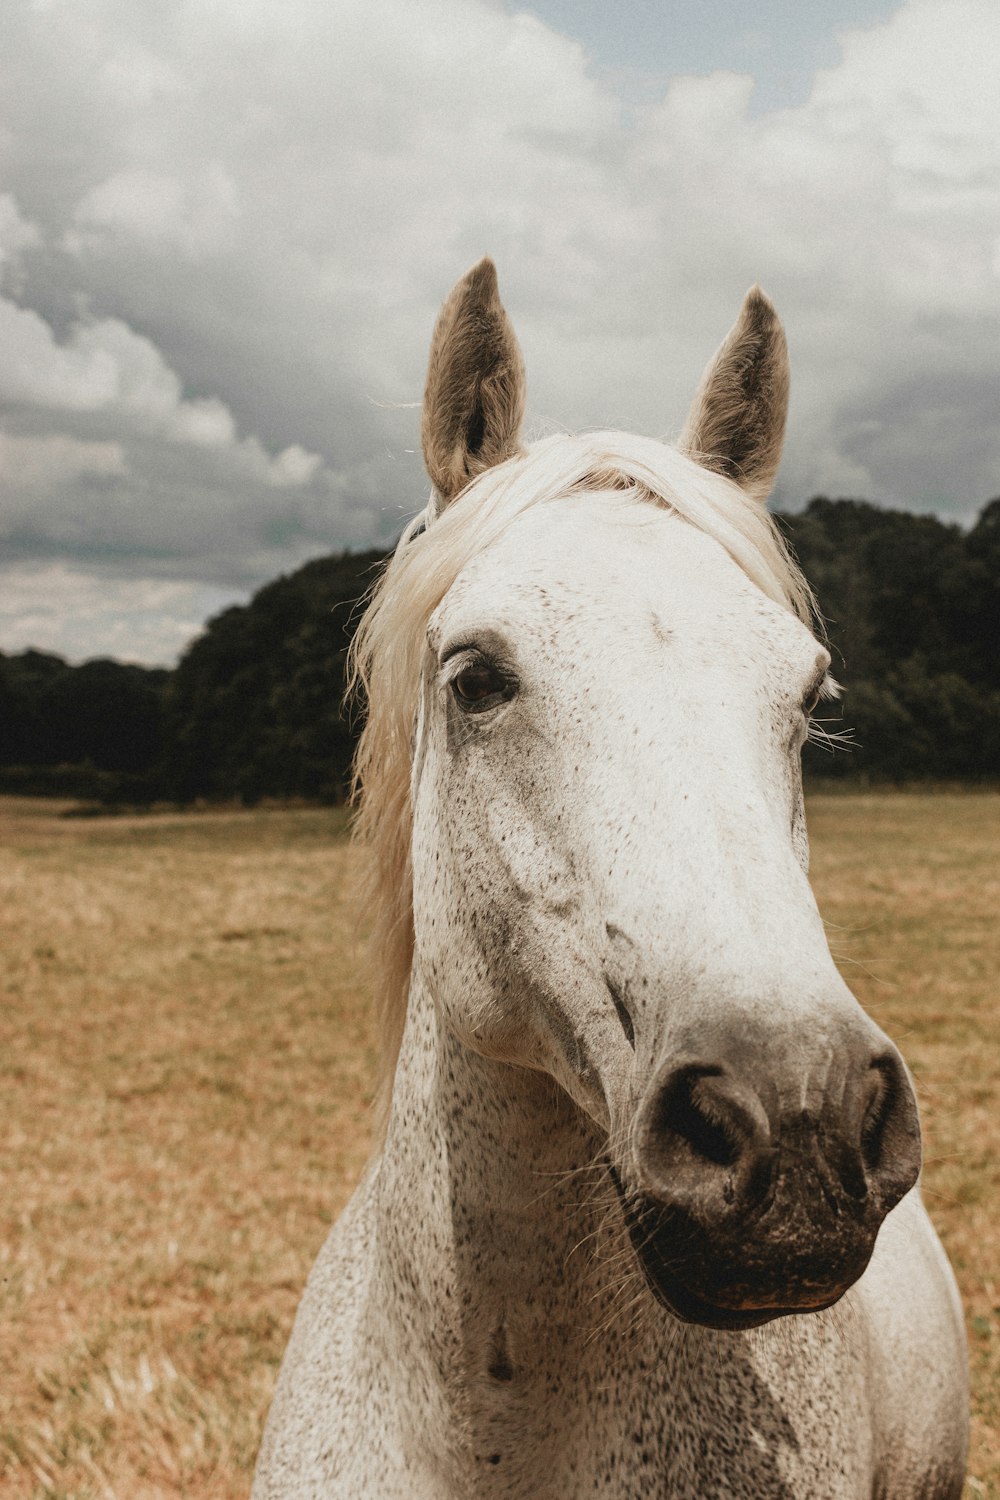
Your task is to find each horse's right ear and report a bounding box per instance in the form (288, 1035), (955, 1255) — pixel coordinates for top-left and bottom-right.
(421, 258), (526, 510)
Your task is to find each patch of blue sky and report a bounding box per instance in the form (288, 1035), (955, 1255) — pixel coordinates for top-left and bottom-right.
(517, 0), (900, 113)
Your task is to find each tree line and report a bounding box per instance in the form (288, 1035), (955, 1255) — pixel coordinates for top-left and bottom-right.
(2, 497), (998, 802)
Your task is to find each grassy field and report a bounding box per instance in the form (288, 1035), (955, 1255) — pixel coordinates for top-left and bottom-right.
(1, 793), (997, 1498)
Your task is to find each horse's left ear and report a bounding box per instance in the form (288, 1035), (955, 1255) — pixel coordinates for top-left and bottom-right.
(421, 257), (526, 510)
(678, 286), (789, 504)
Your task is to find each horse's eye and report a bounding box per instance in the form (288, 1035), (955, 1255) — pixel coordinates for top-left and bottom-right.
(803, 684), (822, 716)
(451, 662), (510, 710)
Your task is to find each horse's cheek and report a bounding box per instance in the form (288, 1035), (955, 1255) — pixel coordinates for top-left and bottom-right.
(412, 780), (587, 1067)
(410, 824), (520, 1053)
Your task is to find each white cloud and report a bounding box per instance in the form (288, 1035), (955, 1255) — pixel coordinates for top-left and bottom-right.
(71, 164), (240, 257)
(0, 431), (126, 488)
(0, 194), (41, 286)
(0, 273), (328, 495)
(0, 564), (244, 666)
(0, 296), (229, 436)
(0, 0), (997, 663)
(267, 443), (323, 488)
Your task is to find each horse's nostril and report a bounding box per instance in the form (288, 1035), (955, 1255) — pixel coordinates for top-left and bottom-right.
(640, 1065), (771, 1187)
(861, 1063), (892, 1173)
(858, 1052), (921, 1206)
(656, 1070), (741, 1168)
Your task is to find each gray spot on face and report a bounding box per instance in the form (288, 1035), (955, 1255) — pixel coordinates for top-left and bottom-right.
(650, 610), (672, 646)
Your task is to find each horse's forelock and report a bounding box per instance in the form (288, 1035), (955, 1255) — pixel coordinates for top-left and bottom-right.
(347, 431), (817, 1139)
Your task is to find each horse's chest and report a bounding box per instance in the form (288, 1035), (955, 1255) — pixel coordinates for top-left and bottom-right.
(445, 1320), (872, 1500)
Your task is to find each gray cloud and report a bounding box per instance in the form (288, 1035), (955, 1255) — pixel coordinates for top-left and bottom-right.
(0, 0), (997, 662)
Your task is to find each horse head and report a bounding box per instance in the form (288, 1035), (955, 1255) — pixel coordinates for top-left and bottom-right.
(365, 258), (921, 1333)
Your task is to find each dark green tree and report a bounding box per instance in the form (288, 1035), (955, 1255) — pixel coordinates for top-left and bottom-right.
(161, 549), (384, 802)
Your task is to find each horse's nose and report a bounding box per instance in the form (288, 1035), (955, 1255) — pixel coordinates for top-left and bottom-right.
(635, 1045), (920, 1222)
(625, 1035), (921, 1325)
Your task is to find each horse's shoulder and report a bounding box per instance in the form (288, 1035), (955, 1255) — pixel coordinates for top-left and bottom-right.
(856, 1191), (969, 1498)
(252, 1166), (384, 1497)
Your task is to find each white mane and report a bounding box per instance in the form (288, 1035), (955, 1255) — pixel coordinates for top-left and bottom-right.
(348, 429), (816, 1129)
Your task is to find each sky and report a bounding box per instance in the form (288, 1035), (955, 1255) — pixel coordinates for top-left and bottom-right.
(0, 0), (998, 665)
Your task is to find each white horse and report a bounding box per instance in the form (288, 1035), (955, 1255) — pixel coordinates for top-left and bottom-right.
(253, 260), (968, 1498)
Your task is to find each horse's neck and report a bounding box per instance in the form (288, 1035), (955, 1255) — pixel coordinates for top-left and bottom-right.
(371, 972), (640, 1439)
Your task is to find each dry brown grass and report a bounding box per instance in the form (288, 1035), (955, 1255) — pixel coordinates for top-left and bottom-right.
(1, 800), (372, 1499)
(1, 793), (997, 1498)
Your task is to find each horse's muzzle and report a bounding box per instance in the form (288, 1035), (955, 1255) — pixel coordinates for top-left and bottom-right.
(616, 1037), (921, 1331)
